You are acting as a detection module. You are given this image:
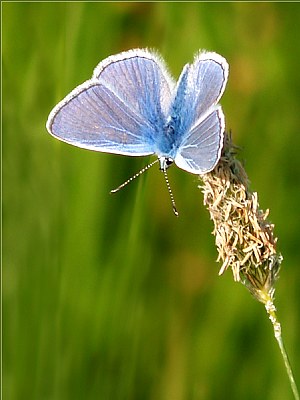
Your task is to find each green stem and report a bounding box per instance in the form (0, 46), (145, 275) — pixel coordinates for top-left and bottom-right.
(265, 300), (299, 400)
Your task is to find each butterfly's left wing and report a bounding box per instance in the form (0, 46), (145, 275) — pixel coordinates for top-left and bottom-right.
(173, 52), (229, 174)
(46, 49), (174, 156)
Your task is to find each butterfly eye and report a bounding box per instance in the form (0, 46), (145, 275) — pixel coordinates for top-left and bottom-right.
(159, 157), (173, 171)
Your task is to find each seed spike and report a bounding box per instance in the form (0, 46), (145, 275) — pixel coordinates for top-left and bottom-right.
(110, 159), (159, 193)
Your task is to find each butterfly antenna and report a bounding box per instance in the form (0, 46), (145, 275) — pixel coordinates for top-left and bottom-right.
(110, 159), (159, 193)
(162, 168), (179, 217)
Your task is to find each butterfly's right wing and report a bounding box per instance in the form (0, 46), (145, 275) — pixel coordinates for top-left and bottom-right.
(173, 106), (225, 174)
(172, 52), (229, 173)
(46, 49), (174, 156)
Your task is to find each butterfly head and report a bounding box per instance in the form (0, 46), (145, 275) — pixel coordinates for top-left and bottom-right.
(158, 157), (174, 172)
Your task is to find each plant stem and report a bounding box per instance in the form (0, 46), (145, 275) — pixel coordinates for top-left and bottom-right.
(265, 300), (299, 400)
(200, 133), (299, 399)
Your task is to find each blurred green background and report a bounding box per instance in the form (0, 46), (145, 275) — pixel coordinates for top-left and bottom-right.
(3, 3), (300, 399)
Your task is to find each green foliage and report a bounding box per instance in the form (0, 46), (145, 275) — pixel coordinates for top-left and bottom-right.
(3, 3), (300, 399)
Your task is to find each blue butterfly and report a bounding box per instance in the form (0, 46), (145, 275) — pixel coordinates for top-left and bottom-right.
(46, 49), (229, 215)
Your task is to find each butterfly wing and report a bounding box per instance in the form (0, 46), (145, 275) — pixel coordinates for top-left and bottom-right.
(173, 52), (229, 173)
(46, 49), (174, 156)
(93, 49), (174, 120)
(174, 106), (225, 174)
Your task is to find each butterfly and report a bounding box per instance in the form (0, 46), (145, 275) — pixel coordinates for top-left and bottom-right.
(46, 48), (229, 215)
